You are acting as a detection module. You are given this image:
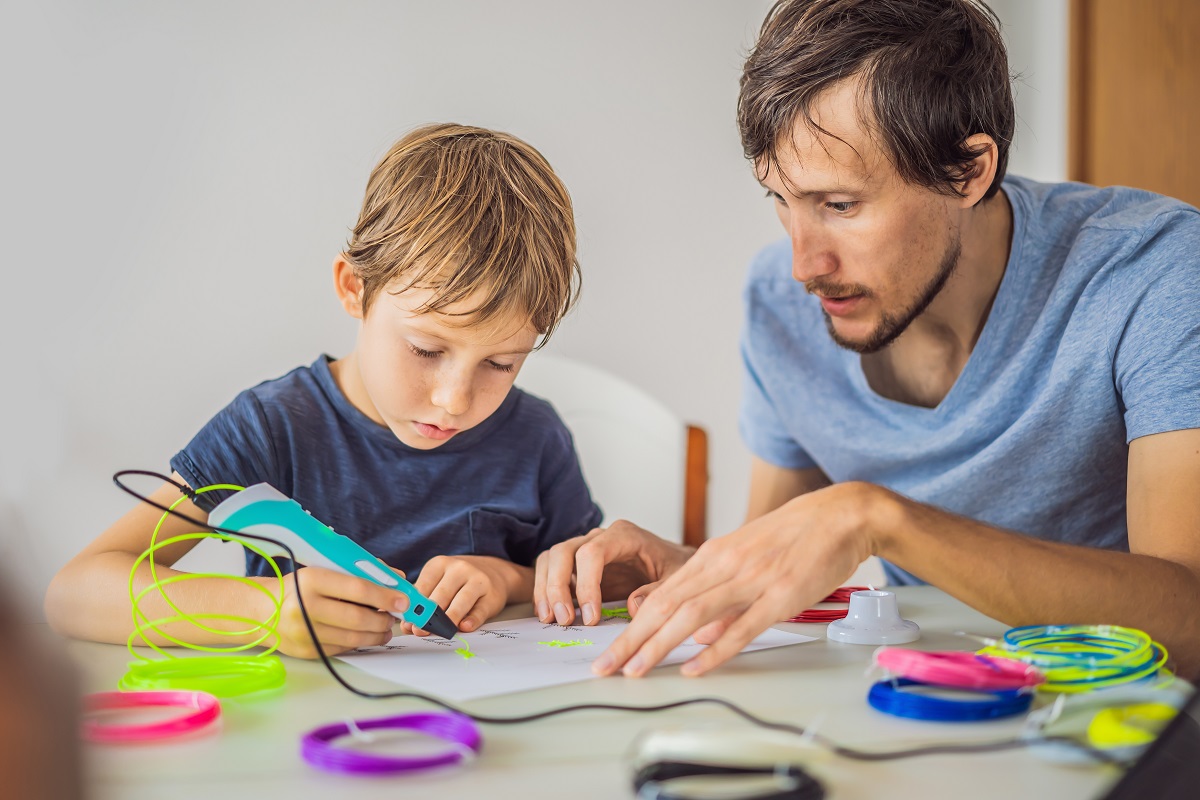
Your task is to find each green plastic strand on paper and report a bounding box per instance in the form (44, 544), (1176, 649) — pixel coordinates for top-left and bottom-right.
(537, 639), (594, 648)
(454, 636), (476, 660)
(601, 607), (632, 620)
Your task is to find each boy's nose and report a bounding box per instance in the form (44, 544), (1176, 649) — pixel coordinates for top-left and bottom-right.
(430, 370), (472, 417)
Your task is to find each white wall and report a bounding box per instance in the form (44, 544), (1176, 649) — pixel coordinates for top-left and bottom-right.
(990, 0), (1070, 183)
(0, 0), (1069, 610)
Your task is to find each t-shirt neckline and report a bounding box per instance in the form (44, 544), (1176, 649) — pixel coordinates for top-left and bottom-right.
(845, 182), (1029, 416)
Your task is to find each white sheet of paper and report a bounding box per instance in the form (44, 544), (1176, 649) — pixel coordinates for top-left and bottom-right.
(336, 610), (818, 701)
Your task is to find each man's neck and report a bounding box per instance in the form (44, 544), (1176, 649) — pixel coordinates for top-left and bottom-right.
(862, 189), (1014, 408)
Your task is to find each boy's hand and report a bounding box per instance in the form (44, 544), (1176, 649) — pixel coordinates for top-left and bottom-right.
(257, 566), (405, 659)
(401, 555), (530, 636)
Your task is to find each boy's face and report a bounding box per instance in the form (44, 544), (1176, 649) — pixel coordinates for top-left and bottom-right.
(757, 78), (968, 354)
(344, 277), (538, 450)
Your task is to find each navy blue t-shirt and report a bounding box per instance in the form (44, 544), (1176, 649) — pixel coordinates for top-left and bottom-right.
(171, 356), (603, 579)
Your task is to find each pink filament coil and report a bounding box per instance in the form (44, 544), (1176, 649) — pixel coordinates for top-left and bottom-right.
(82, 690), (221, 743)
(874, 648), (1045, 691)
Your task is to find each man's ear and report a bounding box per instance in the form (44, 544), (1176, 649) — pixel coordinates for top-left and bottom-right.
(333, 256), (365, 320)
(958, 133), (999, 208)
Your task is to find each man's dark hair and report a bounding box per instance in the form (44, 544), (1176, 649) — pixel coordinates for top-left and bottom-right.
(738, 0), (1015, 200)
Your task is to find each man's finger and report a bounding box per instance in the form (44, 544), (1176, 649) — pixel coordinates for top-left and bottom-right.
(533, 552), (552, 622)
(620, 589), (746, 678)
(543, 535), (590, 625)
(627, 582), (660, 617)
(693, 609), (739, 645)
(681, 596), (781, 676)
(573, 537), (614, 626)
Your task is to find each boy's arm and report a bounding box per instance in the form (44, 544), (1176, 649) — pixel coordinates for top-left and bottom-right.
(44, 475), (403, 657)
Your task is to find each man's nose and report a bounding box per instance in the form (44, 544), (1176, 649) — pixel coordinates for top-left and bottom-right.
(430, 367), (472, 417)
(789, 220), (836, 284)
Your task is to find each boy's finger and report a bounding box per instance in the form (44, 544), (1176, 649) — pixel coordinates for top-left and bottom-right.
(426, 573), (471, 620)
(460, 592), (506, 633)
(444, 581), (488, 629)
(414, 558), (448, 597)
(300, 593), (393, 634)
(299, 567), (409, 615)
(300, 622), (393, 657)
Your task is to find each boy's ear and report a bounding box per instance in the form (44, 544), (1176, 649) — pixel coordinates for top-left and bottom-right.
(333, 256), (365, 320)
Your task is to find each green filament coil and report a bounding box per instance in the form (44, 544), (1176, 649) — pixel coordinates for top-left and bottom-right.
(121, 484), (287, 697)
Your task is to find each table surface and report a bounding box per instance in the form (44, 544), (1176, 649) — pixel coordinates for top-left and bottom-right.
(69, 586), (1124, 800)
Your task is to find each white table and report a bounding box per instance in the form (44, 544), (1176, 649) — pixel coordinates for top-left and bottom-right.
(71, 586), (1121, 799)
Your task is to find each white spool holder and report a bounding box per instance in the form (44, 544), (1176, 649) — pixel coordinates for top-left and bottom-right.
(826, 590), (920, 645)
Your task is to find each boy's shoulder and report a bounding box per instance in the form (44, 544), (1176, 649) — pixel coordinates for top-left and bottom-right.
(497, 386), (574, 447)
(240, 356), (331, 407)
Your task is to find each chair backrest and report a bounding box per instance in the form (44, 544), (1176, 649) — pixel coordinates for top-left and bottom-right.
(517, 355), (707, 547)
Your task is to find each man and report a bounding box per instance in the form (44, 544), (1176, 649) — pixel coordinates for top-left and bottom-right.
(532, 0), (1200, 680)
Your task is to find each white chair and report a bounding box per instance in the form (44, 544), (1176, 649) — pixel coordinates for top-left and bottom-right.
(517, 355), (708, 548)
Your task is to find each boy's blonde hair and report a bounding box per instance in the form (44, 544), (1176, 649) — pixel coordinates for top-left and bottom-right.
(345, 123), (580, 344)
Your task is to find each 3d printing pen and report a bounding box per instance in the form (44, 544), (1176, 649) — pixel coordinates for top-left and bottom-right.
(208, 483), (459, 640)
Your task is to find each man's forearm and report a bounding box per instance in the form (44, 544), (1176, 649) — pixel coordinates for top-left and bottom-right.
(865, 485), (1200, 677)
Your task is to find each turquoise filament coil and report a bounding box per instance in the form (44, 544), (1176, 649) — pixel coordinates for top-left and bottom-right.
(978, 625), (1170, 694)
(122, 483), (288, 697)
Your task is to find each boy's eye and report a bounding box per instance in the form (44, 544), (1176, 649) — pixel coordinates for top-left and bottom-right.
(765, 189), (787, 206)
(409, 344), (440, 359)
(826, 200), (859, 214)
(487, 360), (515, 373)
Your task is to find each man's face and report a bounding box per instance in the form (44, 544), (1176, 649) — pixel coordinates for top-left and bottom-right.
(757, 80), (963, 354)
(355, 285), (538, 450)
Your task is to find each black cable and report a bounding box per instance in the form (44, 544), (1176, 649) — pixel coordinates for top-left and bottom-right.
(111, 469), (1124, 765)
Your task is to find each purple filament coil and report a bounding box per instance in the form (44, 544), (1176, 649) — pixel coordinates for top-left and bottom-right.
(300, 711), (482, 775)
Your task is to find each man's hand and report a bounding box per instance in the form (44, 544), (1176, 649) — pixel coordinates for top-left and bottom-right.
(532, 520), (693, 627)
(262, 566), (406, 659)
(592, 482), (881, 678)
(403, 555), (529, 636)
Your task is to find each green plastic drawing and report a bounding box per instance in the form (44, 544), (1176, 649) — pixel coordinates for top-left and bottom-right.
(601, 607), (632, 620)
(454, 636), (477, 660)
(537, 639), (594, 648)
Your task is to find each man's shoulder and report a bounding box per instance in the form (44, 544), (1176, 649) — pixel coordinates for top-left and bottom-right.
(744, 238), (795, 287)
(1008, 175), (1199, 249)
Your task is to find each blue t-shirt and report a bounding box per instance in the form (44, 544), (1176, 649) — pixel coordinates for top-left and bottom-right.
(172, 356), (603, 578)
(739, 176), (1200, 585)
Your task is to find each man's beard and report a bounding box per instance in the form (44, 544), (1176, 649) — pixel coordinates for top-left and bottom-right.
(816, 238), (962, 355)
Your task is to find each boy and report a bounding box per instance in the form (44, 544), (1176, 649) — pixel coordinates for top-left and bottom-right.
(44, 123), (602, 658)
